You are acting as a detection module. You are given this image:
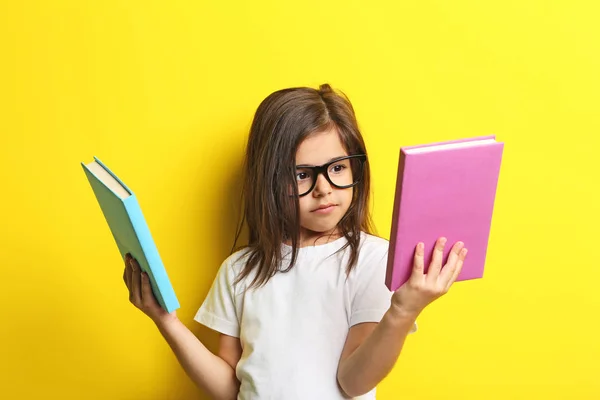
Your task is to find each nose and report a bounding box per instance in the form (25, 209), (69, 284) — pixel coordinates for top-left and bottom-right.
(312, 172), (332, 197)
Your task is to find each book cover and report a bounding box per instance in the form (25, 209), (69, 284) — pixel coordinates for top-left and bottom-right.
(81, 157), (180, 313)
(385, 135), (504, 292)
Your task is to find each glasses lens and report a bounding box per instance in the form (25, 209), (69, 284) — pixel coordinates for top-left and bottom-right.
(296, 168), (314, 196)
(327, 158), (356, 187)
(295, 156), (364, 196)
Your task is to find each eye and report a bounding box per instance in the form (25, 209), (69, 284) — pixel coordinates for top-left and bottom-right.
(329, 163), (347, 174)
(296, 170), (311, 181)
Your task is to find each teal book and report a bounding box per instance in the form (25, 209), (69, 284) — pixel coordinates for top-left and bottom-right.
(81, 156), (180, 313)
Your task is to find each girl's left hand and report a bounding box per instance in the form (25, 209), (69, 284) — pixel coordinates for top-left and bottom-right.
(390, 237), (468, 319)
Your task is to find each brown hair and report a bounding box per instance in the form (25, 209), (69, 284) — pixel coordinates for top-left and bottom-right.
(232, 83), (376, 288)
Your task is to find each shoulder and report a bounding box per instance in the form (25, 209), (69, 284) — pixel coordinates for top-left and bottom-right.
(359, 231), (389, 249)
(338, 231), (390, 279)
(223, 247), (253, 269)
(213, 247), (253, 282)
(357, 232), (390, 261)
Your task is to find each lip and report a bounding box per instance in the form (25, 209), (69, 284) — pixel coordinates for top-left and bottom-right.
(312, 204), (337, 214)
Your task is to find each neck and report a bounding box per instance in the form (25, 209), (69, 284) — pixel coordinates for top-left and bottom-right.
(286, 228), (343, 247)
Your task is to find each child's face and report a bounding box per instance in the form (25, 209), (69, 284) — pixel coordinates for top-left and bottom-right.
(294, 128), (354, 244)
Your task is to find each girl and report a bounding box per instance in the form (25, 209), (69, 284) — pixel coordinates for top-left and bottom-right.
(123, 84), (468, 399)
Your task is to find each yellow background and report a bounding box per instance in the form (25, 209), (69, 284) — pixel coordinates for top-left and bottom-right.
(1, 0), (598, 399)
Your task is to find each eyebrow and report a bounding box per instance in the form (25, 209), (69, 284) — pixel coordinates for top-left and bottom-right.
(296, 155), (348, 168)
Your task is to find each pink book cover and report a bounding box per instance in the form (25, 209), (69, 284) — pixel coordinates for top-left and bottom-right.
(385, 135), (504, 292)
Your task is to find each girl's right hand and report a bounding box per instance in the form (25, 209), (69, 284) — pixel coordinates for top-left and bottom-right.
(123, 253), (177, 323)
(390, 237), (467, 319)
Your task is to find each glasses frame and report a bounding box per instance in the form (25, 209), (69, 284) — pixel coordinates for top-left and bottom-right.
(295, 154), (367, 197)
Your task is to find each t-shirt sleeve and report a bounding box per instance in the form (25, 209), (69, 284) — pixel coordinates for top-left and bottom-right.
(350, 239), (418, 333)
(193, 257), (240, 337)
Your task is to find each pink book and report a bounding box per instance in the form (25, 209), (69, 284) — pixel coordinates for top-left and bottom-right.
(385, 135), (504, 292)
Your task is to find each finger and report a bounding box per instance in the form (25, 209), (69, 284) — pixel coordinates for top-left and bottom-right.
(445, 248), (467, 292)
(123, 254), (131, 285)
(140, 272), (158, 308)
(130, 258), (142, 306)
(426, 237), (447, 281)
(124, 258), (133, 290)
(439, 241), (464, 282)
(409, 242), (425, 282)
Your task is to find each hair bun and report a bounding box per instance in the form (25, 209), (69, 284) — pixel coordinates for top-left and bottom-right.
(318, 83), (333, 94)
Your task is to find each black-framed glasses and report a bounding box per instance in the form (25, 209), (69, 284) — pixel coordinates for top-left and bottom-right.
(295, 154), (367, 197)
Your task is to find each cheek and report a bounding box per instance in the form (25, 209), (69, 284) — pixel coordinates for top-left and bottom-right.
(297, 197), (312, 214)
(338, 189), (354, 214)
(341, 187), (354, 204)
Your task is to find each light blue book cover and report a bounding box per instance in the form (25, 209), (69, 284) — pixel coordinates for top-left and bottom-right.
(81, 156), (180, 313)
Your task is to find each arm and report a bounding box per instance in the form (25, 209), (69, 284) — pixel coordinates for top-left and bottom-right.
(337, 237), (468, 397)
(337, 309), (416, 397)
(123, 254), (240, 400)
(154, 315), (240, 400)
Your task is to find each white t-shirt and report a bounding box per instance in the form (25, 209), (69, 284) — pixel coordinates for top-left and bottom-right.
(194, 232), (417, 399)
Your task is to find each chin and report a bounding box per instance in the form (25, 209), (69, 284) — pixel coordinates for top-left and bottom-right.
(300, 212), (346, 236)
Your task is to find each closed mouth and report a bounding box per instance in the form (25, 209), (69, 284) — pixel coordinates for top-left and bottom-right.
(312, 204), (337, 212)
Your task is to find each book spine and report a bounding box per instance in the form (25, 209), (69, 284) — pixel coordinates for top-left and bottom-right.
(385, 149), (407, 291)
(402, 134), (496, 151)
(123, 196), (180, 313)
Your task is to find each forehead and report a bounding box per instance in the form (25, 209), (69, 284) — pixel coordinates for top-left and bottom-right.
(295, 128), (348, 165)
